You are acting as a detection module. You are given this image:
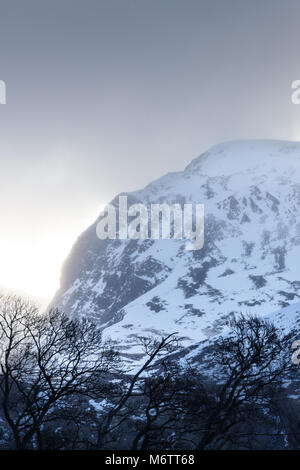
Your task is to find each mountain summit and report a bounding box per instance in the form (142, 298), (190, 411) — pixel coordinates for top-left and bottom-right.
(51, 140), (300, 358)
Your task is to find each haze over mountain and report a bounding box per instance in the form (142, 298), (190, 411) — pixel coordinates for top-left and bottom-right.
(51, 140), (300, 361)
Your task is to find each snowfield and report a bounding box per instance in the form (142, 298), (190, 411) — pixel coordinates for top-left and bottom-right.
(51, 140), (300, 363)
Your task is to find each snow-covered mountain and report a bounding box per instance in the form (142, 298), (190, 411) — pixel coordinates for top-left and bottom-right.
(51, 140), (300, 359)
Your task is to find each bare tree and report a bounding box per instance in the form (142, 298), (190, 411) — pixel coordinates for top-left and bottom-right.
(93, 333), (179, 449)
(0, 296), (291, 450)
(123, 315), (291, 450)
(194, 315), (291, 449)
(128, 361), (198, 450)
(0, 295), (118, 449)
(82, 315), (291, 451)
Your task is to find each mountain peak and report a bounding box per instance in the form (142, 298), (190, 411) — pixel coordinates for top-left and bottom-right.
(51, 139), (300, 364)
(185, 139), (300, 177)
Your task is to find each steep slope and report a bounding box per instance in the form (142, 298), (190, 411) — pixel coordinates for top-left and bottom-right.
(51, 140), (300, 358)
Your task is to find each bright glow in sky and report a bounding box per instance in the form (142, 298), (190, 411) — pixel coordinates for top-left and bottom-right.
(0, 209), (102, 308)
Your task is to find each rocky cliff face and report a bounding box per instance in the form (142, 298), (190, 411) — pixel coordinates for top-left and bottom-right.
(51, 140), (300, 359)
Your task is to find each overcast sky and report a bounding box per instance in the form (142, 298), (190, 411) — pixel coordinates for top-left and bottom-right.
(1, 0), (300, 303)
